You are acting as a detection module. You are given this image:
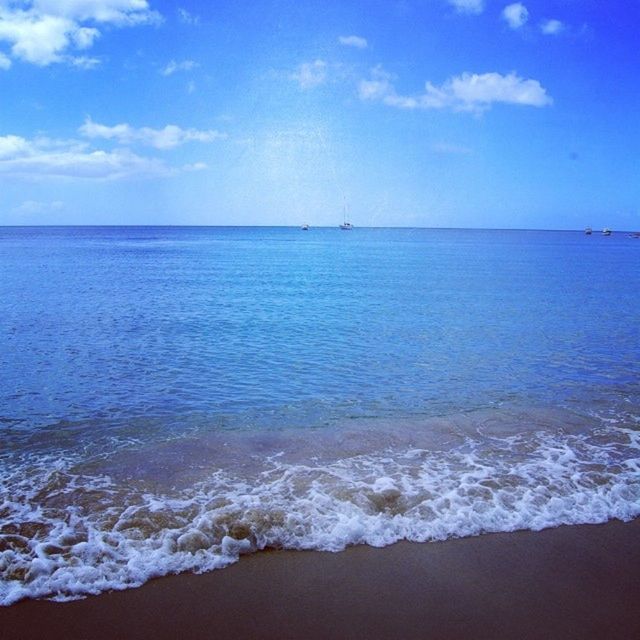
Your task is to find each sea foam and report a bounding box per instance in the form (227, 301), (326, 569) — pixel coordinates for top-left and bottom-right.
(1, 421), (639, 606)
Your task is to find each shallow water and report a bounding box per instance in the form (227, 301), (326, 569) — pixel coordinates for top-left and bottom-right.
(1, 226), (639, 604)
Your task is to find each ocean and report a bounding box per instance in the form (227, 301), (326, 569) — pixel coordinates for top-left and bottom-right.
(1, 226), (639, 605)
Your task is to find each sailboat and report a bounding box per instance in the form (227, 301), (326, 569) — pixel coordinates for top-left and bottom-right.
(339, 202), (353, 230)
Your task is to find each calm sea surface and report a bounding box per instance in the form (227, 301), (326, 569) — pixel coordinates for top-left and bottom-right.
(1, 226), (639, 604)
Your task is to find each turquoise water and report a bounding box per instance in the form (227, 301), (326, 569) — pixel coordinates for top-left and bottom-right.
(1, 226), (639, 603)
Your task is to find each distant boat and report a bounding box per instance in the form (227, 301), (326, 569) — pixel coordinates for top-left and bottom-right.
(339, 202), (353, 230)
(584, 227), (592, 235)
(629, 232), (640, 238)
(602, 228), (612, 236)
(301, 224), (309, 230)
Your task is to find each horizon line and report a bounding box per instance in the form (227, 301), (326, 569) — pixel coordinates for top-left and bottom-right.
(0, 224), (631, 233)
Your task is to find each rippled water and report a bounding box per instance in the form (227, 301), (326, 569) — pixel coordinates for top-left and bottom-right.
(1, 226), (639, 604)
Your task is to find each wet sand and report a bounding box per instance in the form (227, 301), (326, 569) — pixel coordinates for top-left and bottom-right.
(2, 518), (639, 640)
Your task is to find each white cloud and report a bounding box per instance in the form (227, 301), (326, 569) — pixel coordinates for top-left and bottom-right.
(0, 1), (160, 67)
(358, 66), (397, 101)
(540, 19), (564, 35)
(0, 134), (170, 179)
(502, 3), (528, 29)
(0, 51), (11, 69)
(0, 11), (73, 65)
(291, 59), (327, 89)
(79, 118), (227, 149)
(0, 134), (31, 158)
(448, 0), (484, 15)
(72, 26), (100, 48)
(70, 55), (100, 69)
(339, 35), (367, 49)
(33, 1), (161, 26)
(359, 66), (552, 114)
(177, 8), (199, 25)
(162, 59), (198, 76)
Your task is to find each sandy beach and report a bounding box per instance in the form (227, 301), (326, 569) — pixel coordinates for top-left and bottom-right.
(2, 518), (639, 640)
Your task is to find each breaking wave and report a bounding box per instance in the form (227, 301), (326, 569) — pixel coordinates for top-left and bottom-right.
(2, 414), (639, 606)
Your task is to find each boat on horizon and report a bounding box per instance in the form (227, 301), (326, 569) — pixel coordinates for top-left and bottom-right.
(339, 202), (353, 230)
(585, 227), (592, 235)
(602, 228), (612, 236)
(301, 224), (309, 230)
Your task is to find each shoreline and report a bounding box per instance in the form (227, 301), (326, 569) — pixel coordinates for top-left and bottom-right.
(2, 518), (639, 640)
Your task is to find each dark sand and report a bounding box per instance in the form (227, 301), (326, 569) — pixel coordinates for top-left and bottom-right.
(2, 519), (639, 640)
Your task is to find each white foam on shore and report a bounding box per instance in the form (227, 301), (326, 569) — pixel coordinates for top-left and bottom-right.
(1, 424), (639, 606)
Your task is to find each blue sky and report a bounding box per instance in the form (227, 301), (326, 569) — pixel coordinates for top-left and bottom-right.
(0, 0), (638, 228)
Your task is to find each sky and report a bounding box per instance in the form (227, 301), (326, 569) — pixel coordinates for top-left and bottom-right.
(0, 0), (638, 229)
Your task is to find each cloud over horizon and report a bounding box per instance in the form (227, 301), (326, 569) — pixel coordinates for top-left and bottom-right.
(359, 66), (552, 113)
(79, 118), (226, 149)
(0, 120), (219, 180)
(0, 134), (169, 179)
